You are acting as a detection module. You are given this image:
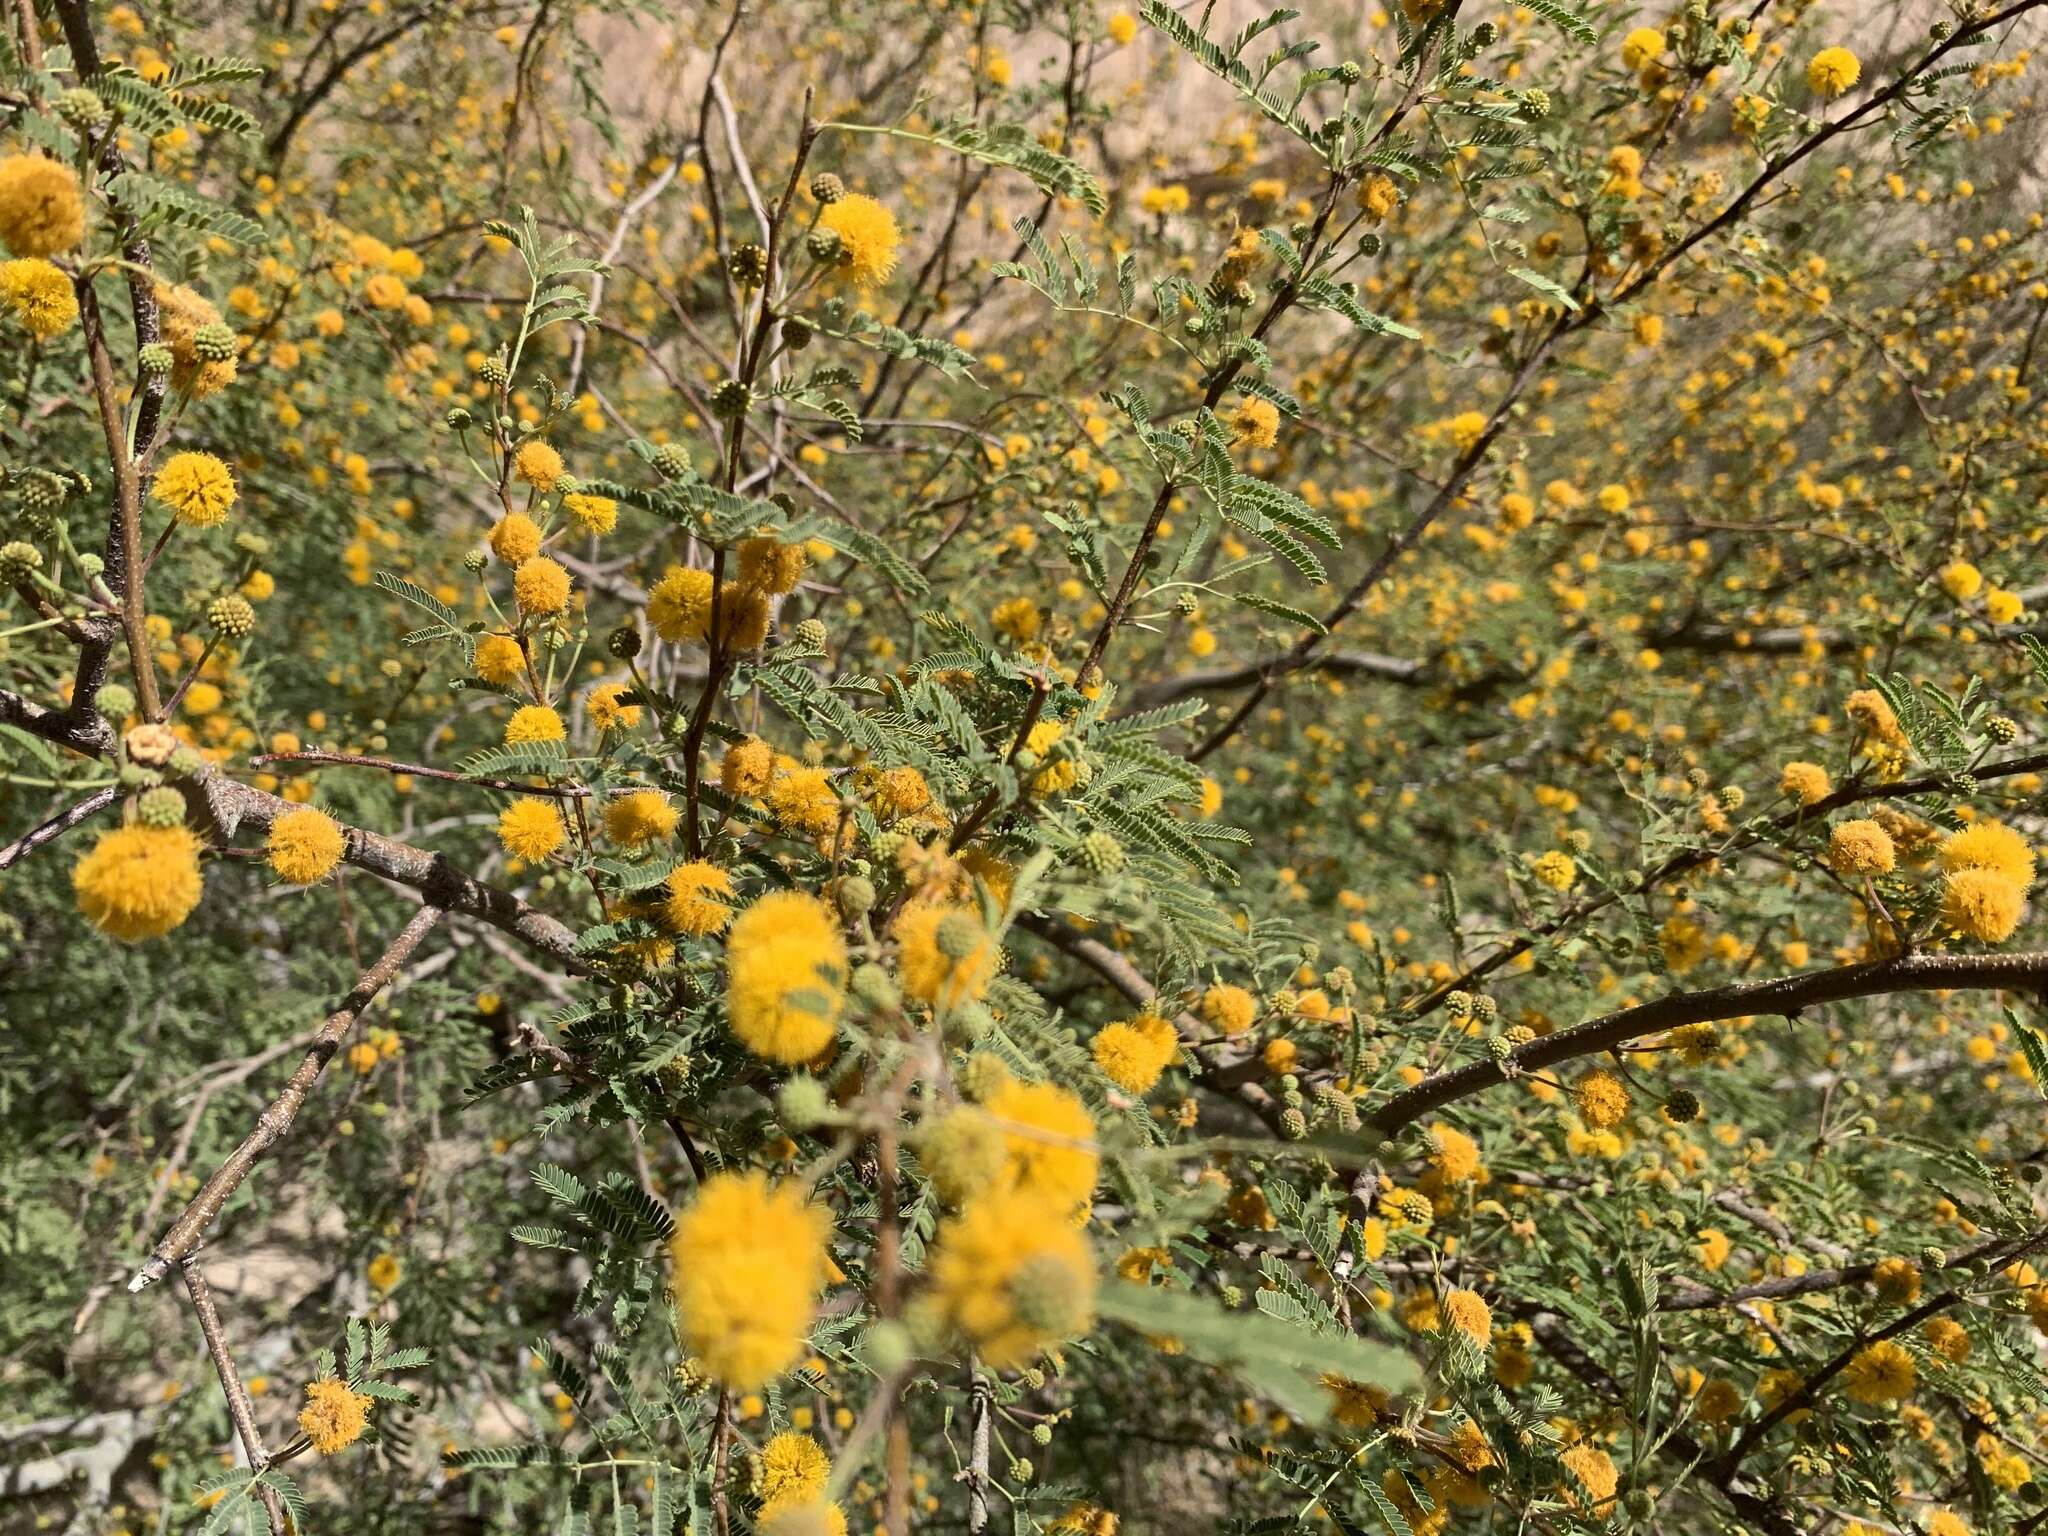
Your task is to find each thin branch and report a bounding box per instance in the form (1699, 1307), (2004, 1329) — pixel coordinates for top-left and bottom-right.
(181, 1257), (286, 1535)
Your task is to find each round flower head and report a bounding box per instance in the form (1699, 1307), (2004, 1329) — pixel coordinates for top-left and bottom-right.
(513, 555), (571, 616)
(1938, 820), (2035, 891)
(1230, 396), (1281, 450)
(929, 1188), (1097, 1368)
(498, 797), (566, 861)
(1442, 1287), (1492, 1349)
(1620, 26), (1662, 70)
(1942, 867), (2024, 944)
(603, 789), (678, 849)
(488, 512), (543, 565)
(150, 452), (238, 527)
(474, 632), (526, 686)
(983, 1078), (1099, 1210)
(649, 564), (715, 644)
(663, 861), (735, 936)
(1573, 1069), (1629, 1130)
(1939, 560), (1982, 601)
(1559, 1443), (1618, 1514)
(726, 891), (848, 1064)
(768, 766), (841, 841)
(669, 1170), (830, 1390)
(1425, 1122), (1482, 1183)
(1807, 46), (1860, 99)
(0, 258), (79, 338)
(585, 680), (642, 732)
(1779, 760), (1830, 806)
(504, 704), (565, 746)
(298, 1378), (372, 1455)
(738, 535), (807, 595)
(267, 807), (346, 884)
(73, 824), (204, 941)
(563, 491), (617, 535)
(1829, 819), (1895, 876)
(758, 1500), (849, 1536)
(1842, 1338), (1915, 1404)
(1090, 1015), (1176, 1096)
(1024, 720), (1078, 795)
(892, 902), (998, 1009)
(155, 282), (237, 396)
(0, 155), (86, 257)
(1200, 982), (1257, 1035)
(755, 1432), (830, 1506)
(513, 438), (563, 492)
(817, 193), (901, 287)
(721, 737), (776, 797)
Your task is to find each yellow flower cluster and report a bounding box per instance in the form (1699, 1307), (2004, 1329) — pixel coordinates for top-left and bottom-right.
(669, 1171), (830, 1390)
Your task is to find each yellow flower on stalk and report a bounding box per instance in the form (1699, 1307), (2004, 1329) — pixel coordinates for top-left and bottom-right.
(585, 680), (642, 732)
(513, 556), (571, 616)
(1778, 761), (1830, 806)
(755, 1431), (830, 1505)
(488, 512), (542, 564)
(298, 1378), (372, 1455)
(1620, 26), (1663, 70)
(602, 789), (678, 849)
(1842, 1338), (1915, 1404)
(150, 452), (238, 527)
(513, 439), (563, 491)
(267, 807), (346, 885)
(504, 705), (565, 746)
(767, 766), (842, 840)
(929, 1188), (1096, 1368)
(1441, 1287), (1492, 1350)
(563, 491), (617, 535)
(474, 632), (526, 686)
(663, 861), (735, 936)
(892, 903), (997, 1009)
(1572, 1069), (1629, 1130)
(983, 1078), (1099, 1209)
(1938, 821), (2035, 891)
(721, 737), (775, 797)
(498, 797), (566, 861)
(1229, 396), (1280, 449)
(726, 891), (847, 1064)
(669, 1171), (830, 1390)
(0, 258), (78, 338)
(73, 824), (204, 942)
(648, 565), (715, 644)
(1829, 819), (1895, 876)
(0, 154), (86, 256)
(1024, 720), (1078, 795)
(1807, 46), (1860, 99)
(817, 193), (901, 287)
(367, 1253), (401, 1291)
(1199, 982), (1256, 1035)
(1091, 1015), (1177, 1095)
(1942, 867), (2025, 944)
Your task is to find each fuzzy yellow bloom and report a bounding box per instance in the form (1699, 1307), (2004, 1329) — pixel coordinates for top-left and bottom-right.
(0, 258), (78, 338)
(1939, 821), (2035, 891)
(1829, 819), (1895, 876)
(663, 861), (735, 936)
(1842, 1338), (1915, 1404)
(767, 766), (841, 840)
(1620, 26), (1662, 70)
(1090, 1015), (1177, 1095)
(756, 1432), (831, 1505)
(1942, 868), (2025, 944)
(73, 824), (204, 942)
(818, 193), (901, 287)
(929, 1189), (1096, 1367)
(1442, 1287), (1491, 1349)
(1107, 10), (1137, 43)
(156, 282), (237, 396)
(1530, 850), (1577, 890)
(603, 789), (679, 849)
(1425, 1122), (1481, 1183)
(738, 536), (806, 595)
(563, 491), (618, 536)
(474, 632), (526, 686)
(983, 1078), (1099, 1209)
(488, 512), (543, 564)
(514, 439), (564, 491)
(1199, 982), (1256, 1035)
(1778, 761), (1830, 806)
(1559, 1443), (1618, 1513)
(498, 797), (566, 861)
(669, 1171), (829, 1390)
(0, 155), (86, 257)
(150, 452), (238, 527)
(586, 680), (642, 732)
(504, 705), (565, 746)
(298, 1378), (372, 1455)
(1357, 173), (1400, 222)
(1572, 1069), (1629, 1130)
(513, 555), (571, 616)
(893, 903), (997, 1009)
(648, 564), (715, 643)
(1024, 720), (1078, 795)
(1230, 396), (1280, 449)
(367, 1253), (402, 1291)
(721, 737), (776, 796)
(1807, 46), (1860, 99)
(726, 891), (847, 1064)
(267, 808), (346, 884)
(1939, 560), (1983, 600)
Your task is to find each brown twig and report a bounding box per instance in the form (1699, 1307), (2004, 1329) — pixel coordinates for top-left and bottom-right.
(129, 903), (446, 1290)
(181, 1256), (287, 1535)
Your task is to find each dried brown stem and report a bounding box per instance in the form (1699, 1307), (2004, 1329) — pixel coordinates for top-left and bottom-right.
(180, 1256), (287, 1535)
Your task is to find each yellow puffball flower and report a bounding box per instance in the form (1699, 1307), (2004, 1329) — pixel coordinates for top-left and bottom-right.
(1107, 10), (1137, 44)
(1939, 820), (2036, 891)
(767, 766), (841, 840)
(267, 807), (346, 885)
(1442, 1287), (1492, 1349)
(498, 797), (566, 861)
(929, 1189), (1097, 1368)
(563, 491), (618, 536)
(603, 789), (679, 849)
(892, 902), (997, 1009)
(0, 257), (79, 338)
(488, 512), (543, 564)
(669, 1171), (830, 1390)
(1942, 868), (2025, 944)
(150, 451), (238, 527)
(983, 1078), (1099, 1209)
(1229, 396), (1280, 449)
(1841, 1339), (1915, 1404)
(663, 860), (735, 936)
(366, 1253), (402, 1292)
(1199, 982), (1256, 1035)
(474, 632), (526, 686)
(726, 891), (847, 1064)
(1939, 560), (1983, 600)
(1829, 819), (1895, 876)
(648, 564), (715, 644)
(1091, 1016), (1176, 1095)
(1024, 720), (1079, 795)
(817, 193), (901, 288)
(586, 680), (642, 732)
(73, 824), (204, 942)
(1778, 761), (1830, 806)
(0, 154), (86, 257)
(504, 705), (565, 746)
(1620, 26), (1663, 70)
(298, 1378), (372, 1455)
(738, 536), (807, 595)
(721, 737), (775, 797)
(1572, 1069), (1629, 1130)
(756, 1432), (830, 1506)
(513, 555), (572, 616)
(1807, 46), (1861, 99)
(513, 438), (564, 492)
